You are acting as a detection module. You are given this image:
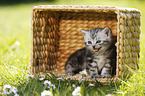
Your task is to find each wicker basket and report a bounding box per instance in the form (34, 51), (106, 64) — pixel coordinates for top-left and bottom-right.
(31, 5), (141, 79)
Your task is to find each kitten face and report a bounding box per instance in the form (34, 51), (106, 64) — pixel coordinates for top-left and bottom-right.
(81, 27), (112, 53)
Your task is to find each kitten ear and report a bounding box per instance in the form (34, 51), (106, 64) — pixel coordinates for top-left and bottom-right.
(103, 27), (112, 37)
(81, 30), (89, 36)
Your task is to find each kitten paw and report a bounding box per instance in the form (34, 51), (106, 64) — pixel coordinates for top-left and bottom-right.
(101, 74), (112, 78)
(92, 75), (101, 78)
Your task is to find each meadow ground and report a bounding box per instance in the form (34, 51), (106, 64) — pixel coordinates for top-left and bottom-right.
(0, 0), (145, 95)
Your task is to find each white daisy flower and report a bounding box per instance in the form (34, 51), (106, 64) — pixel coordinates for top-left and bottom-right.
(79, 69), (88, 76)
(41, 90), (53, 96)
(27, 74), (34, 79)
(72, 84), (75, 88)
(89, 83), (95, 86)
(44, 80), (51, 86)
(11, 87), (18, 94)
(48, 84), (56, 90)
(39, 77), (44, 81)
(57, 77), (63, 80)
(3, 85), (12, 94)
(72, 86), (81, 96)
(15, 41), (21, 46)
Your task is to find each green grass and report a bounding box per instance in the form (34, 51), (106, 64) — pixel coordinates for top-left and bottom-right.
(0, 0), (145, 95)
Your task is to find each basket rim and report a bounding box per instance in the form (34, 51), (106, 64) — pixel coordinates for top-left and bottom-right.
(32, 5), (140, 13)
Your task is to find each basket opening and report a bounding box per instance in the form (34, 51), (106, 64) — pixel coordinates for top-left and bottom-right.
(56, 11), (118, 77)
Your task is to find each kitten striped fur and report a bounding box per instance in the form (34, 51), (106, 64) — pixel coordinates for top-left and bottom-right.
(65, 27), (116, 78)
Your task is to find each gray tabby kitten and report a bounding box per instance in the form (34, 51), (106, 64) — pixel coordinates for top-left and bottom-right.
(65, 27), (116, 78)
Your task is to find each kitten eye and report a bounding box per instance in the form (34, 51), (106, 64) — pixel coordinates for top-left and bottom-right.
(96, 40), (101, 43)
(88, 41), (92, 44)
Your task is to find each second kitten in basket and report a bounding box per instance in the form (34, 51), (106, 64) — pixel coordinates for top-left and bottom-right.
(65, 27), (116, 78)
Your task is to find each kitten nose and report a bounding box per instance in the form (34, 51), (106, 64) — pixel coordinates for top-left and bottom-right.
(93, 46), (95, 49)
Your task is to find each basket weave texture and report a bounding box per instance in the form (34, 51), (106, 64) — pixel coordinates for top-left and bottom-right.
(31, 5), (141, 77)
